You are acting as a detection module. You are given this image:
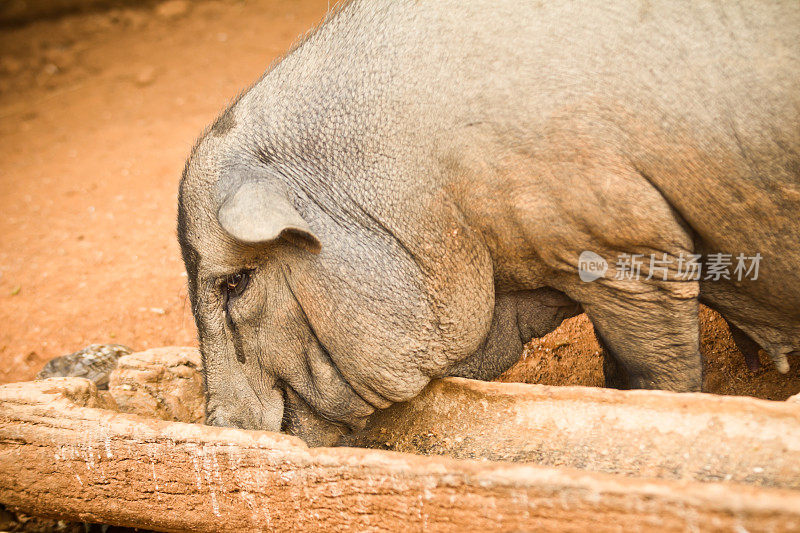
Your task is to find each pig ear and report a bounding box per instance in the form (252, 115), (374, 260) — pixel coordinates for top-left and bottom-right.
(217, 181), (321, 254)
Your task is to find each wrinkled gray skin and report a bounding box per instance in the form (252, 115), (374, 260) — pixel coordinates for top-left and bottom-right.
(178, 0), (800, 446)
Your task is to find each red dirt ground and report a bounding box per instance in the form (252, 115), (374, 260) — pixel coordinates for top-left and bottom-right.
(1, 0), (797, 400)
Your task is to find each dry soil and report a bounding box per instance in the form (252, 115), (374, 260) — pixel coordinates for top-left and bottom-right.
(1, 0), (797, 400)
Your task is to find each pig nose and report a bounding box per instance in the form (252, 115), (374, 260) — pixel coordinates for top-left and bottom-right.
(206, 411), (233, 428)
(206, 409), (246, 428)
(206, 406), (262, 430)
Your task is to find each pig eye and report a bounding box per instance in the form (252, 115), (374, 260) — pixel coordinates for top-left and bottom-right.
(224, 270), (250, 298)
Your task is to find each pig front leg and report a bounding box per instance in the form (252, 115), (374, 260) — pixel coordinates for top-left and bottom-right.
(574, 278), (702, 392)
(594, 329), (631, 389)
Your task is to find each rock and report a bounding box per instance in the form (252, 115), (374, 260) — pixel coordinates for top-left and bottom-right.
(42, 47), (77, 71)
(108, 347), (204, 423)
(134, 65), (158, 87)
(1, 377), (799, 532)
(36, 344), (132, 390)
(155, 0), (189, 19)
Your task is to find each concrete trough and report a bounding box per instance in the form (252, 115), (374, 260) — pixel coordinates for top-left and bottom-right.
(345, 378), (800, 489)
(0, 347), (798, 531)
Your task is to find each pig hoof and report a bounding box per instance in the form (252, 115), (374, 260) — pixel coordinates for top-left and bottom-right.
(769, 350), (790, 374)
(746, 351), (763, 372)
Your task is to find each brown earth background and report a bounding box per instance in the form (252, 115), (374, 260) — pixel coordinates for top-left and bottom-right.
(1, 0), (798, 400)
